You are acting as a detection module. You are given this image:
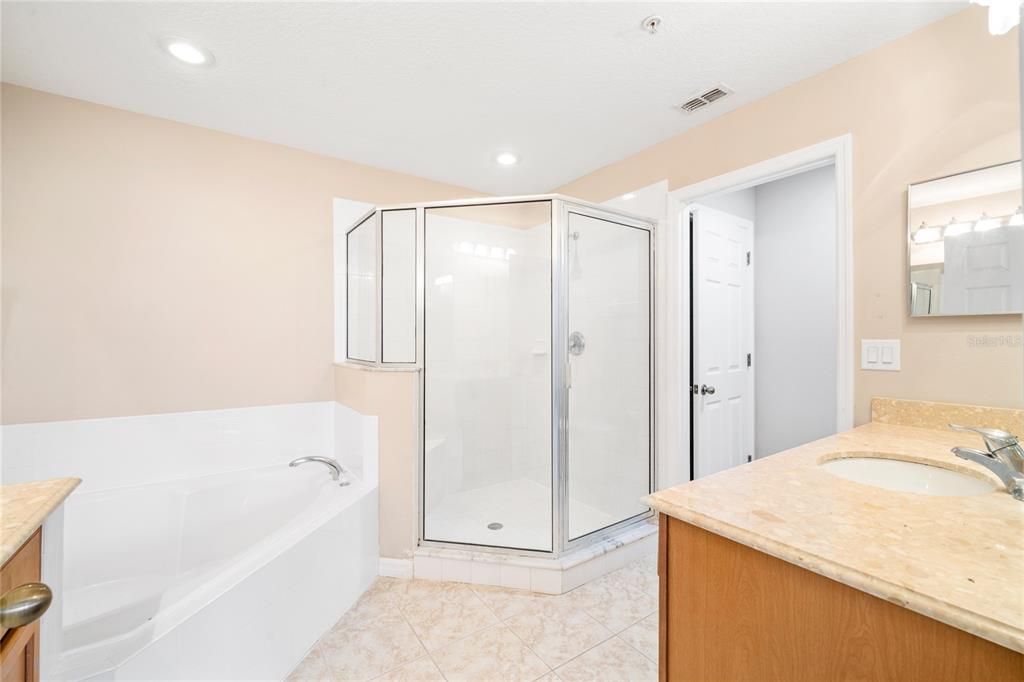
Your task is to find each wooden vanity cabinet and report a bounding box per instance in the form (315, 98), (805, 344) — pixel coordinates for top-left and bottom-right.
(658, 515), (1024, 682)
(0, 530), (43, 682)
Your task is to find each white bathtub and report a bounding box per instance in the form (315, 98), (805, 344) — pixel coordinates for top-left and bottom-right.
(57, 464), (378, 681)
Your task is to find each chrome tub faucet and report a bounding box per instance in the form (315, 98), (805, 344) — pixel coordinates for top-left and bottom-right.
(949, 424), (1024, 501)
(289, 456), (350, 486)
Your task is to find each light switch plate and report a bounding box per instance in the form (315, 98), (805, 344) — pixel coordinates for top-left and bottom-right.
(861, 339), (900, 371)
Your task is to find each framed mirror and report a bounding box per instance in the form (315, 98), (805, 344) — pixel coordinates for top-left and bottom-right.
(908, 160), (1023, 317)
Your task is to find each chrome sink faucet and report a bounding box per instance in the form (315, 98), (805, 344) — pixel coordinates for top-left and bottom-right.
(289, 456), (350, 486)
(949, 424), (1024, 501)
(950, 424), (1024, 473)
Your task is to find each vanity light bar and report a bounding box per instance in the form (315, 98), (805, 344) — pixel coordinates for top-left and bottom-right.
(912, 207), (1023, 243)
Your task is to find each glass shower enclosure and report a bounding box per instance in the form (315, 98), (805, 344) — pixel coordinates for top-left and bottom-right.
(345, 196), (654, 556)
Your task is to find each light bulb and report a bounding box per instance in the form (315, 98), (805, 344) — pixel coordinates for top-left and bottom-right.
(1009, 207), (1024, 226)
(943, 218), (972, 237)
(974, 213), (1000, 232)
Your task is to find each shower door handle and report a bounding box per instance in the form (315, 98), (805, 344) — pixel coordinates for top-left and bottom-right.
(568, 331), (586, 356)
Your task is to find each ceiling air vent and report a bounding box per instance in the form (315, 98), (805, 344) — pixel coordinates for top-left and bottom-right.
(679, 84), (733, 114)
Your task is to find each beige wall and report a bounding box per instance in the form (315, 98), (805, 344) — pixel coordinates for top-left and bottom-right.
(333, 364), (419, 558)
(1, 84), (479, 424)
(556, 7), (1024, 424)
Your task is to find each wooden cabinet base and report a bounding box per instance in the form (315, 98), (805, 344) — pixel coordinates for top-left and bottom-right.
(0, 530), (43, 682)
(658, 515), (1023, 682)
(1, 622), (39, 682)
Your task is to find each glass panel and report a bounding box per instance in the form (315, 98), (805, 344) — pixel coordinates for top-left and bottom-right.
(346, 214), (377, 362)
(423, 202), (552, 551)
(566, 211), (650, 541)
(381, 209), (417, 363)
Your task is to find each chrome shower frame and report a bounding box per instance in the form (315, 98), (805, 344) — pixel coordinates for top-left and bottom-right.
(344, 194), (656, 558)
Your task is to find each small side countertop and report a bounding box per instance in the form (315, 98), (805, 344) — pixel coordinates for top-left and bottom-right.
(0, 478), (80, 565)
(645, 422), (1024, 653)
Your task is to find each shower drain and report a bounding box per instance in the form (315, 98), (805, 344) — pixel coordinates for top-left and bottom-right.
(487, 522), (504, 531)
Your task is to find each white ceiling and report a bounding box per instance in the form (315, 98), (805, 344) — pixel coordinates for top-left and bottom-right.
(2, 2), (963, 195)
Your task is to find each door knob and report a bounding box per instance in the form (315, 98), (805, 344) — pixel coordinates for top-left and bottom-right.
(700, 384), (716, 396)
(0, 583), (52, 629)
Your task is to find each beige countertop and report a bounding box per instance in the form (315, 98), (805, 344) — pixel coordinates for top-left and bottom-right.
(0, 477), (80, 565)
(645, 421), (1024, 654)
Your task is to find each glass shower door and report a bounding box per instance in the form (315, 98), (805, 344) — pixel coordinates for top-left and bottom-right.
(565, 208), (652, 541)
(422, 201), (553, 552)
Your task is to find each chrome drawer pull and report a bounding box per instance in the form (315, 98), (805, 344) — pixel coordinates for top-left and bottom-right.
(0, 582), (52, 629)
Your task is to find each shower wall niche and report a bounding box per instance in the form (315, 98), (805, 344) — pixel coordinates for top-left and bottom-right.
(345, 196), (654, 557)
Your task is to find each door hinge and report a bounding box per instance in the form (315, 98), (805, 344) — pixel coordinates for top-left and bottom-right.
(746, 352), (752, 367)
(746, 251), (751, 266)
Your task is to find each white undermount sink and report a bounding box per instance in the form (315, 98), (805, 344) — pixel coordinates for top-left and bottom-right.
(820, 455), (995, 496)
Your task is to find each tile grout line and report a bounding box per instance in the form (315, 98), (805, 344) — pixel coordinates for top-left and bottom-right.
(467, 584), (556, 677)
(498, 588), (615, 676)
(552, 633), (650, 676)
(396, 596), (450, 681)
(501, 615), (555, 676)
(472, 583), (576, 677)
(549, 626), (618, 676)
(340, 578), (442, 681)
(342, 560), (659, 681)
(615, 615), (659, 665)
(475, 567), (653, 676)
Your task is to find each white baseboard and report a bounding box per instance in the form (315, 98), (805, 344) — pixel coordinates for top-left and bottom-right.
(378, 557), (413, 579)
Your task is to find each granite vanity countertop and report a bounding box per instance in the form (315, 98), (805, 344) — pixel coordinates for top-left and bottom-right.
(644, 421), (1024, 654)
(0, 477), (80, 565)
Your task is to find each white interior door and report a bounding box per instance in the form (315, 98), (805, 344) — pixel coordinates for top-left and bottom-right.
(692, 205), (754, 479)
(941, 225), (1024, 314)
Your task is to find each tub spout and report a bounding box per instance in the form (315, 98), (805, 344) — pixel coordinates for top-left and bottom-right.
(289, 456), (350, 486)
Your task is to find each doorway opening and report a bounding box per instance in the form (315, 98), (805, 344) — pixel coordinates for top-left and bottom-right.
(672, 136), (854, 480)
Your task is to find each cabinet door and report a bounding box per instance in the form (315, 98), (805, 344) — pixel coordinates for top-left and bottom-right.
(0, 531), (43, 682)
(0, 623), (40, 682)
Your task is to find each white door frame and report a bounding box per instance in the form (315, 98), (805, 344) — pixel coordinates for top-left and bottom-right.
(669, 134), (855, 478)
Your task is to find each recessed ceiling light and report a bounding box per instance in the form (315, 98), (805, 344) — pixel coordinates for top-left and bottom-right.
(495, 152), (518, 167)
(162, 38), (214, 66)
(621, 193), (637, 200)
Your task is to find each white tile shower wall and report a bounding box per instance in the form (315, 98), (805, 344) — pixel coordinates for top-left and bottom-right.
(2, 402), (373, 493)
(423, 213), (552, 535)
(519, 223), (555, 489)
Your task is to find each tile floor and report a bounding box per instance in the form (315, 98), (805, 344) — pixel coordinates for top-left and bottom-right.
(288, 552), (659, 682)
